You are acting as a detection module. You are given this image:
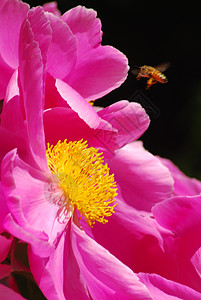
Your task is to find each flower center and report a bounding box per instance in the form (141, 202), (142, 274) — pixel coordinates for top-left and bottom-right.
(46, 139), (117, 226)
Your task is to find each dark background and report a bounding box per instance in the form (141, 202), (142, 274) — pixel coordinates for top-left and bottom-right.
(27, 0), (201, 180)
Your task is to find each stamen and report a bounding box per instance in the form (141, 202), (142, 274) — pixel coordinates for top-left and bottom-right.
(46, 139), (117, 226)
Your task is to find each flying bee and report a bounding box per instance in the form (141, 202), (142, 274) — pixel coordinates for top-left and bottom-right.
(131, 62), (170, 89)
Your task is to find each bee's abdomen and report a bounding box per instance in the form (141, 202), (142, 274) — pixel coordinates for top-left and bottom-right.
(152, 71), (168, 83)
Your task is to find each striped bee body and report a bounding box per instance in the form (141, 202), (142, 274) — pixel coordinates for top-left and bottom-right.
(151, 69), (168, 83)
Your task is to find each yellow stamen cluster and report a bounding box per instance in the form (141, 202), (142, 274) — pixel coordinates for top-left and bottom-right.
(46, 139), (117, 226)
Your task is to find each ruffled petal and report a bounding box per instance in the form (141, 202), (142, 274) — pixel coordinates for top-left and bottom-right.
(138, 273), (201, 300)
(27, 6), (52, 66)
(0, 53), (14, 99)
(1, 149), (65, 248)
(153, 195), (201, 259)
(71, 222), (152, 299)
(61, 6), (102, 49)
(0, 284), (25, 300)
(98, 101), (150, 148)
(0, 183), (9, 232)
(43, 107), (116, 154)
(109, 142), (174, 211)
(43, 1), (61, 17)
(0, 234), (12, 262)
(0, 264), (12, 279)
(159, 157), (201, 196)
(91, 200), (173, 275)
(55, 79), (101, 128)
(46, 12), (77, 79)
(66, 45), (129, 101)
(18, 14), (47, 170)
(0, 0), (29, 69)
(29, 223), (90, 300)
(62, 6), (128, 100)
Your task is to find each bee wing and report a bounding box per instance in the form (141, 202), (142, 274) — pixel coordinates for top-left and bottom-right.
(155, 62), (170, 72)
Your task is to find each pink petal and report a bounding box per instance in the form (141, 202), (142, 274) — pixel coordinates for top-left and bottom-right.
(46, 12), (77, 79)
(153, 195), (201, 258)
(1, 80), (25, 138)
(71, 222), (152, 299)
(4, 213), (52, 258)
(66, 45), (129, 101)
(0, 234), (12, 262)
(91, 200), (171, 275)
(0, 127), (26, 168)
(44, 73), (68, 109)
(2, 149), (65, 250)
(0, 183), (9, 232)
(61, 6), (102, 49)
(138, 273), (201, 300)
(0, 264), (12, 279)
(43, 107), (116, 154)
(159, 157), (201, 196)
(98, 101), (150, 148)
(55, 79), (101, 128)
(27, 6), (52, 67)
(0, 284), (25, 300)
(108, 142), (174, 211)
(0, 0), (29, 69)
(62, 6), (129, 100)
(18, 15), (47, 170)
(43, 1), (61, 17)
(29, 223), (90, 300)
(0, 52), (14, 99)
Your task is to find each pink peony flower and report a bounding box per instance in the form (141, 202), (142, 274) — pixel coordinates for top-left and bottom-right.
(1, 1), (201, 299)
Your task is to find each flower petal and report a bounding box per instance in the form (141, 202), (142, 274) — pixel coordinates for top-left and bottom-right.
(55, 79), (101, 128)
(0, 234), (12, 262)
(98, 101), (150, 148)
(138, 273), (201, 300)
(0, 53), (14, 98)
(0, 0), (29, 69)
(159, 157), (201, 196)
(91, 200), (171, 275)
(62, 6), (128, 100)
(43, 1), (61, 17)
(153, 195), (201, 258)
(27, 6), (52, 66)
(18, 15), (47, 169)
(46, 12), (77, 79)
(109, 142), (174, 211)
(29, 223), (90, 300)
(66, 45), (129, 101)
(43, 107), (116, 154)
(71, 222), (152, 299)
(61, 6), (102, 49)
(2, 149), (65, 246)
(0, 183), (9, 232)
(0, 284), (25, 300)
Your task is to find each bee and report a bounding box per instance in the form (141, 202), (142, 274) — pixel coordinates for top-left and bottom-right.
(131, 62), (170, 89)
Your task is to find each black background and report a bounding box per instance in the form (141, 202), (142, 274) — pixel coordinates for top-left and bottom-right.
(27, 0), (201, 179)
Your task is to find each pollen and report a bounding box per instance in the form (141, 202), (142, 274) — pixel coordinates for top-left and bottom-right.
(46, 139), (117, 226)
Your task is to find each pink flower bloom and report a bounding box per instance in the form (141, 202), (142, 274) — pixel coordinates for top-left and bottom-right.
(0, 6), (173, 297)
(1, 1), (201, 299)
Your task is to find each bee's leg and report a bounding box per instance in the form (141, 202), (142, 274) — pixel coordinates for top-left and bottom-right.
(146, 78), (157, 89)
(136, 74), (141, 80)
